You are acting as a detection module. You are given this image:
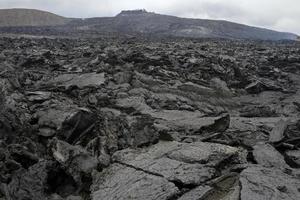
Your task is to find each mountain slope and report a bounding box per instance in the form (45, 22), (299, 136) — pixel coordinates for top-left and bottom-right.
(0, 9), (298, 40)
(72, 10), (297, 40)
(0, 8), (69, 27)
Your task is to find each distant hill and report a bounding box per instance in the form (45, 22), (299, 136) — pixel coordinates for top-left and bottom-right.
(0, 8), (298, 40)
(71, 10), (297, 40)
(0, 8), (69, 27)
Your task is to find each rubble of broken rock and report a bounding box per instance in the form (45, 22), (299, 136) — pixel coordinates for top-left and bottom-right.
(0, 36), (300, 200)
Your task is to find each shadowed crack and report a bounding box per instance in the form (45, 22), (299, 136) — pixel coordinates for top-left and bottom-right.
(114, 161), (165, 178)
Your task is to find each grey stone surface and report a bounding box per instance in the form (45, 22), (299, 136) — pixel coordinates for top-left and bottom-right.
(178, 185), (212, 200)
(47, 72), (105, 89)
(177, 82), (214, 96)
(91, 163), (179, 200)
(269, 119), (289, 143)
(253, 142), (289, 169)
(240, 166), (300, 200)
(113, 141), (238, 185)
(26, 91), (52, 102)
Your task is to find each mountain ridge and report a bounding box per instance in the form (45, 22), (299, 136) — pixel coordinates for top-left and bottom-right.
(0, 8), (298, 40)
(0, 8), (70, 27)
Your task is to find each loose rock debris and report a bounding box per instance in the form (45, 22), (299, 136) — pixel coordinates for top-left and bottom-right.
(0, 37), (300, 199)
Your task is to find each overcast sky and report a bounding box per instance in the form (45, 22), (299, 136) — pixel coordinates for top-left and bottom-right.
(0, 0), (299, 34)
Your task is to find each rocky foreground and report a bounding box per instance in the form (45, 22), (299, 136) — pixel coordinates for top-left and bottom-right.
(0, 37), (300, 200)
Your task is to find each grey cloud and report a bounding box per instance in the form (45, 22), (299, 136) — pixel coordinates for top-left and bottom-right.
(199, 2), (245, 19)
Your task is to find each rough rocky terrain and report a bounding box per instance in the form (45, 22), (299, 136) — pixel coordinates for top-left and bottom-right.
(0, 36), (300, 200)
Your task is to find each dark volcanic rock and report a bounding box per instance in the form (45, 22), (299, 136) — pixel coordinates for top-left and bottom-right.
(0, 36), (300, 200)
(245, 81), (267, 94)
(200, 113), (230, 133)
(285, 150), (300, 166)
(50, 139), (98, 186)
(7, 161), (50, 200)
(36, 105), (95, 142)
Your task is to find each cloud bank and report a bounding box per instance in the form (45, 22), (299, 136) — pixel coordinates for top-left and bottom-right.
(0, 0), (299, 34)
